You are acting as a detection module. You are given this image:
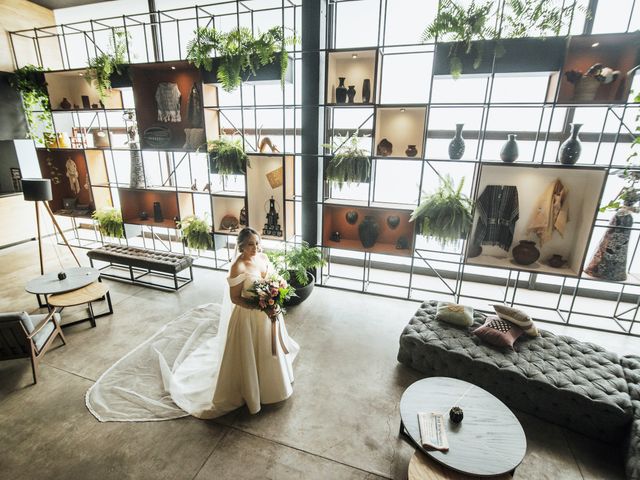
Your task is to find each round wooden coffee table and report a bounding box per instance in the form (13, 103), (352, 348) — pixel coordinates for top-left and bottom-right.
(26, 266), (100, 305)
(400, 377), (526, 477)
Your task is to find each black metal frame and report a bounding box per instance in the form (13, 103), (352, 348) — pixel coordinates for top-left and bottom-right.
(88, 258), (194, 291)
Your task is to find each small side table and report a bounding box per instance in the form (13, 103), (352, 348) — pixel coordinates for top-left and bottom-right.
(408, 450), (512, 480)
(25, 267), (99, 308)
(48, 282), (113, 328)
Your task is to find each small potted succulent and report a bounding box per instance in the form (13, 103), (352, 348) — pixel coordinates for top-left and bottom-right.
(565, 63), (621, 102)
(266, 242), (326, 306)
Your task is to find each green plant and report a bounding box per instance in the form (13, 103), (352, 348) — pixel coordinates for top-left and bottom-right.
(186, 26), (297, 92)
(92, 207), (124, 239)
(266, 242), (326, 286)
(85, 29), (128, 101)
(323, 132), (370, 189)
(9, 65), (53, 144)
(208, 137), (250, 176)
(422, 0), (584, 78)
(178, 214), (213, 250)
(410, 175), (473, 246)
(600, 90), (640, 212)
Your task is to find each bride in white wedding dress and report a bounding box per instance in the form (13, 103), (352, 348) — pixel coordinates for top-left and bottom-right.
(86, 227), (299, 422)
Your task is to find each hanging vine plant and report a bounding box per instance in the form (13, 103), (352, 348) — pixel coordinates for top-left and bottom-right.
(9, 65), (53, 145)
(186, 26), (297, 92)
(85, 29), (128, 101)
(207, 137), (250, 176)
(323, 132), (370, 189)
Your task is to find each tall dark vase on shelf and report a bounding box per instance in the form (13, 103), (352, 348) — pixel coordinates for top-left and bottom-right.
(500, 134), (519, 163)
(585, 206), (634, 281)
(558, 123), (583, 165)
(362, 79), (371, 103)
(347, 85), (356, 103)
(336, 77), (347, 104)
(448, 124), (465, 160)
(358, 215), (379, 248)
(153, 202), (164, 222)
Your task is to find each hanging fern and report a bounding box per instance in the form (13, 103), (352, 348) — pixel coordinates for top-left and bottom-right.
(208, 137), (250, 177)
(10, 65), (53, 145)
(323, 132), (370, 189)
(85, 28), (128, 101)
(92, 207), (124, 239)
(410, 175), (473, 246)
(187, 26), (297, 92)
(178, 214), (213, 251)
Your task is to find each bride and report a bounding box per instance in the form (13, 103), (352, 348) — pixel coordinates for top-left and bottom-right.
(86, 227), (300, 422)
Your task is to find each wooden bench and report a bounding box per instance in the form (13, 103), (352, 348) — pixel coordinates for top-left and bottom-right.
(87, 244), (194, 291)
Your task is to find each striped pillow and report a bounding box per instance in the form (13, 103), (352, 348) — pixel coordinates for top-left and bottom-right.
(492, 304), (539, 337)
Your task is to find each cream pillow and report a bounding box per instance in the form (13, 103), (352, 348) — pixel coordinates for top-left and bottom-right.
(492, 304), (539, 337)
(435, 302), (474, 327)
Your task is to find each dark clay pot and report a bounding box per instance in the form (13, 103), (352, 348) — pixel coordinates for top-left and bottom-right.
(358, 215), (379, 248)
(512, 240), (540, 265)
(347, 85), (356, 103)
(362, 79), (371, 103)
(285, 272), (315, 306)
(405, 145), (418, 157)
(386, 215), (400, 229)
(500, 134), (519, 163)
(345, 210), (358, 225)
(448, 123), (465, 160)
(559, 123), (582, 165)
(548, 254), (565, 268)
(336, 77), (347, 103)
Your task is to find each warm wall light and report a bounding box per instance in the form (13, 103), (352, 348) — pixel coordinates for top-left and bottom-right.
(352, 53), (358, 59)
(400, 108), (406, 113)
(592, 42), (600, 47)
(171, 66), (176, 70)
(78, 73), (83, 76)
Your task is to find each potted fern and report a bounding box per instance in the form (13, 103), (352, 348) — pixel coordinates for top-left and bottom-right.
(208, 138), (250, 176)
(410, 175), (473, 246)
(187, 26), (296, 92)
(85, 29), (129, 101)
(92, 207), (124, 240)
(266, 242), (326, 305)
(9, 65), (53, 145)
(178, 214), (213, 252)
(424, 0), (581, 78)
(324, 132), (370, 189)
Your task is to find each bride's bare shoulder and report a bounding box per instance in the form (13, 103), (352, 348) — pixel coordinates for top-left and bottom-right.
(229, 257), (247, 277)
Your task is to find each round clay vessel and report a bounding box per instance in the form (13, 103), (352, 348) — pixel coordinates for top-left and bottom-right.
(547, 254), (565, 268)
(345, 210), (358, 225)
(386, 215), (400, 229)
(358, 215), (379, 248)
(512, 240), (540, 265)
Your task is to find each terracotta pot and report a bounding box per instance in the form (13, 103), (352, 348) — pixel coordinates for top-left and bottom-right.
(512, 240), (540, 265)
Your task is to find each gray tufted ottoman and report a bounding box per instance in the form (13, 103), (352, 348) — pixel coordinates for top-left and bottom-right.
(398, 301), (640, 479)
(88, 244), (194, 291)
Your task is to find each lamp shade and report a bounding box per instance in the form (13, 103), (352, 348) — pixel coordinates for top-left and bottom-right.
(21, 178), (52, 202)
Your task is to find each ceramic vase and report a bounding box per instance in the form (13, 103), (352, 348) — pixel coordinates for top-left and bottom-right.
(153, 202), (164, 222)
(345, 210), (358, 225)
(358, 215), (379, 248)
(347, 85), (356, 103)
(573, 76), (600, 102)
(559, 123), (582, 165)
(512, 240), (540, 265)
(386, 215), (400, 229)
(362, 79), (371, 103)
(547, 255), (565, 268)
(500, 134), (519, 163)
(405, 145), (418, 157)
(336, 77), (347, 104)
(377, 138), (393, 156)
(60, 97), (71, 110)
(448, 124), (465, 160)
(129, 143), (145, 188)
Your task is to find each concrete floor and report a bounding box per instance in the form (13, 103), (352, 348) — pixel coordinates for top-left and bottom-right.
(0, 241), (632, 479)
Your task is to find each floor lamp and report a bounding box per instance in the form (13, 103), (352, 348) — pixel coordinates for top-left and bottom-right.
(21, 178), (80, 275)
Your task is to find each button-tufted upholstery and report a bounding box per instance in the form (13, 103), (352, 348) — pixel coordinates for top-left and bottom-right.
(88, 245), (193, 274)
(398, 301), (640, 479)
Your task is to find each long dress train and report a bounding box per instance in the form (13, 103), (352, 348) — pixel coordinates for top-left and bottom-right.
(86, 272), (299, 422)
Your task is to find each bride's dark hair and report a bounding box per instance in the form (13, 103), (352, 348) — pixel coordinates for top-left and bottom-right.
(236, 227), (261, 253)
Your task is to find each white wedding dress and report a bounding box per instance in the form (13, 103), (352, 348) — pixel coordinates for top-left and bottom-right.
(86, 271), (299, 422)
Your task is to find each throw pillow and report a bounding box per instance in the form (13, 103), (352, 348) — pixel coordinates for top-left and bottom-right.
(492, 304), (539, 337)
(473, 315), (524, 349)
(435, 302), (474, 327)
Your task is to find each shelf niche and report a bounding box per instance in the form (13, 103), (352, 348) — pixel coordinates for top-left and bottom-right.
(553, 32), (640, 104)
(326, 49), (377, 104)
(323, 204), (415, 256)
(465, 163), (607, 277)
(45, 70), (123, 110)
(37, 148), (95, 217)
(118, 188), (187, 228)
(130, 61), (208, 151)
(246, 154), (294, 241)
(84, 149), (113, 210)
(374, 107), (426, 158)
(212, 195), (246, 235)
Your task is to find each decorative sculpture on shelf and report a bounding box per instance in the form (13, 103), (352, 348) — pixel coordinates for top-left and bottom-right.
(263, 196), (283, 237)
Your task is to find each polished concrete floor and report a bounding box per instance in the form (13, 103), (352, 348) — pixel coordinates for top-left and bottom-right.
(0, 241), (634, 479)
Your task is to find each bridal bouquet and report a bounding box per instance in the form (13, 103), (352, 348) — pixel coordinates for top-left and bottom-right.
(249, 274), (295, 318)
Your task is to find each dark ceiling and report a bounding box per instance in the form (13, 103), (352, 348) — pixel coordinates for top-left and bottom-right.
(29, 0), (118, 9)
